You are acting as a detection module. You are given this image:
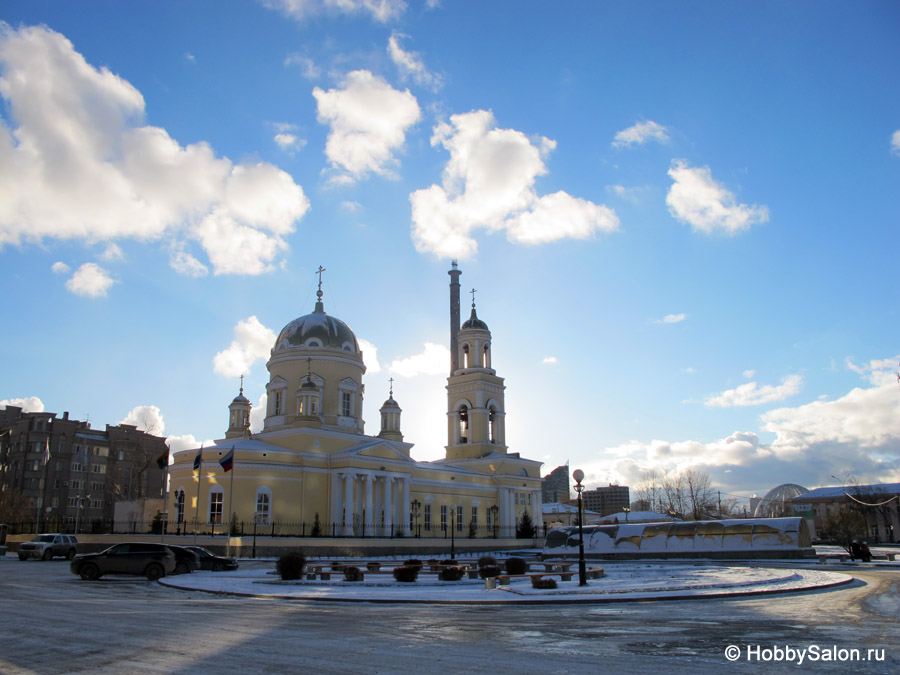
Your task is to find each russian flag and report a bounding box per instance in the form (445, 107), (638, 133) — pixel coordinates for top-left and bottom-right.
(219, 447), (235, 473)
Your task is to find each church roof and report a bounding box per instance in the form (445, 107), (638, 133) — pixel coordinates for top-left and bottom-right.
(461, 306), (489, 331)
(275, 300), (359, 353)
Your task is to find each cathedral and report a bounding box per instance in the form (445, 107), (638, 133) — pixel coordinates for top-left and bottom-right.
(168, 264), (543, 539)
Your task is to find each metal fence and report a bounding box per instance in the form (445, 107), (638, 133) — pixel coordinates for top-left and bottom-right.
(3, 518), (545, 540)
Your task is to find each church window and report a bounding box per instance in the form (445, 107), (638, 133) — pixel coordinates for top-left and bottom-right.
(424, 504), (431, 531)
(440, 505), (448, 532)
(483, 343), (491, 368)
(209, 490), (224, 524)
(341, 391), (352, 417)
(311, 398), (318, 414)
(459, 406), (468, 443)
(456, 505), (463, 532)
(308, 340), (320, 347)
(489, 407), (498, 443)
(274, 391), (282, 415)
(471, 506), (478, 528)
(256, 488), (271, 525)
(462, 344), (470, 368)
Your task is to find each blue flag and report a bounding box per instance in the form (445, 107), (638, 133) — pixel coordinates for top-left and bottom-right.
(193, 449), (202, 472)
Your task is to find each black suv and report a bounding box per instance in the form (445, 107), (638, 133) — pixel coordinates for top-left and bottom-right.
(70, 543), (176, 580)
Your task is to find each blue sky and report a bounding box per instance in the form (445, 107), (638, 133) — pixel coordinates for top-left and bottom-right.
(1, 1), (898, 505)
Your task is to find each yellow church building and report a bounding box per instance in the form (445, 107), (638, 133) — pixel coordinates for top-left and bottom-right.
(168, 264), (543, 541)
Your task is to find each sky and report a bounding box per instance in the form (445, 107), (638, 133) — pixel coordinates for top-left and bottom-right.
(1, 1), (899, 506)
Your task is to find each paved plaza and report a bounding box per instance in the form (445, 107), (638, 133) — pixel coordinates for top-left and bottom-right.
(1, 555), (898, 673)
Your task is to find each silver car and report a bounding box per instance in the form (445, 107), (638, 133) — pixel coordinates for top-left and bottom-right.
(18, 534), (78, 561)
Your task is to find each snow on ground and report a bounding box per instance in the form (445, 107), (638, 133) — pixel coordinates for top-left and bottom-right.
(160, 561), (854, 604)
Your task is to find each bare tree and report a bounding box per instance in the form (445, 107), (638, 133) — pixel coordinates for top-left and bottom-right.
(631, 469), (663, 512)
(683, 467), (715, 520)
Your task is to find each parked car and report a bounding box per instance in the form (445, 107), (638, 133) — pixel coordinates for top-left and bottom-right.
(19, 534), (78, 561)
(184, 545), (239, 571)
(70, 542), (176, 581)
(165, 545), (201, 574)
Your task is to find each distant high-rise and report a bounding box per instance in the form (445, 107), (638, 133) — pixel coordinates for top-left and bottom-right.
(542, 464), (570, 503)
(582, 484), (631, 516)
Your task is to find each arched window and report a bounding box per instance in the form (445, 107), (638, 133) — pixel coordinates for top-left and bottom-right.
(489, 406), (498, 444)
(462, 344), (470, 369)
(256, 487), (272, 525)
(483, 343), (491, 369)
(459, 405), (469, 444)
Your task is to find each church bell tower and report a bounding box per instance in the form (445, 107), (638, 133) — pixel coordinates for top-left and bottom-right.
(445, 267), (507, 460)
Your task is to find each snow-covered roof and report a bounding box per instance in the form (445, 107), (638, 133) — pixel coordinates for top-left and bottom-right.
(796, 483), (900, 501)
(541, 503), (598, 515)
(598, 510), (673, 523)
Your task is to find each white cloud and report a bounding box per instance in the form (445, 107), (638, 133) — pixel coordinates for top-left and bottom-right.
(666, 160), (769, 234)
(0, 396), (44, 412)
(704, 374), (803, 408)
(261, 0), (407, 23)
(51, 261), (69, 274)
(654, 313), (686, 324)
(891, 129), (900, 156)
(589, 361), (900, 493)
(185, 53), (195, 63)
(612, 120), (669, 148)
(357, 338), (381, 373)
(845, 356), (899, 387)
(168, 249), (209, 277)
(388, 342), (450, 377)
(165, 433), (207, 455)
(388, 32), (442, 91)
(100, 242), (124, 261)
(0, 25), (309, 275)
(340, 200), (362, 213)
(743, 370), (756, 379)
(283, 53), (320, 79)
(250, 392), (267, 433)
(213, 316), (277, 378)
(120, 405), (166, 434)
(65, 263), (115, 297)
(313, 70), (421, 183)
(762, 361), (900, 453)
(542, 356), (558, 365)
(411, 110), (619, 259)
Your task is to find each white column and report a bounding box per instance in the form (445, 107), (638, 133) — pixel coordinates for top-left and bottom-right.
(343, 473), (355, 536)
(402, 477), (411, 534)
(383, 477), (393, 534)
(330, 472), (342, 534)
(374, 477), (383, 534)
(364, 473), (374, 536)
(507, 489), (516, 533)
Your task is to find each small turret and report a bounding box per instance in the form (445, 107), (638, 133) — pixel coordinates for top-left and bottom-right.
(378, 379), (403, 441)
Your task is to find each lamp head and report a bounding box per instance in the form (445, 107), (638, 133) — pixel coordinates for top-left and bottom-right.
(572, 469), (584, 485)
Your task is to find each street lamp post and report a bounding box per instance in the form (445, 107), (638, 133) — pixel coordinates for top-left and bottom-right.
(623, 507), (630, 524)
(573, 469), (587, 587)
(449, 505), (456, 560)
(490, 505), (499, 538)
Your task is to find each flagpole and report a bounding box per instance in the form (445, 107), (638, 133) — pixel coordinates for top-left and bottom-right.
(226, 447), (235, 558)
(161, 462), (169, 544)
(194, 447), (202, 545)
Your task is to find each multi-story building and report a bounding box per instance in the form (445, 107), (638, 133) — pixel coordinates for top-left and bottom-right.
(542, 464), (570, 504)
(582, 484), (630, 517)
(0, 407), (167, 532)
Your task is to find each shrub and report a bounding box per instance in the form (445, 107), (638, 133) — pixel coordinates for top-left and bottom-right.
(427, 558), (440, 571)
(330, 561), (344, 571)
(439, 566), (465, 581)
(479, 565), (502, 579)
(404, 558), (423, 570)
(366, 562), (381, 572)
(477, 555), (498, 569)
(505, 557), (528, 575)
(343, 566), (363, 582)
(393, 566), (419, 582)
(440, 559), (459, 566)
(531, 576), (558, 590)
(276, 551), (306, 580)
